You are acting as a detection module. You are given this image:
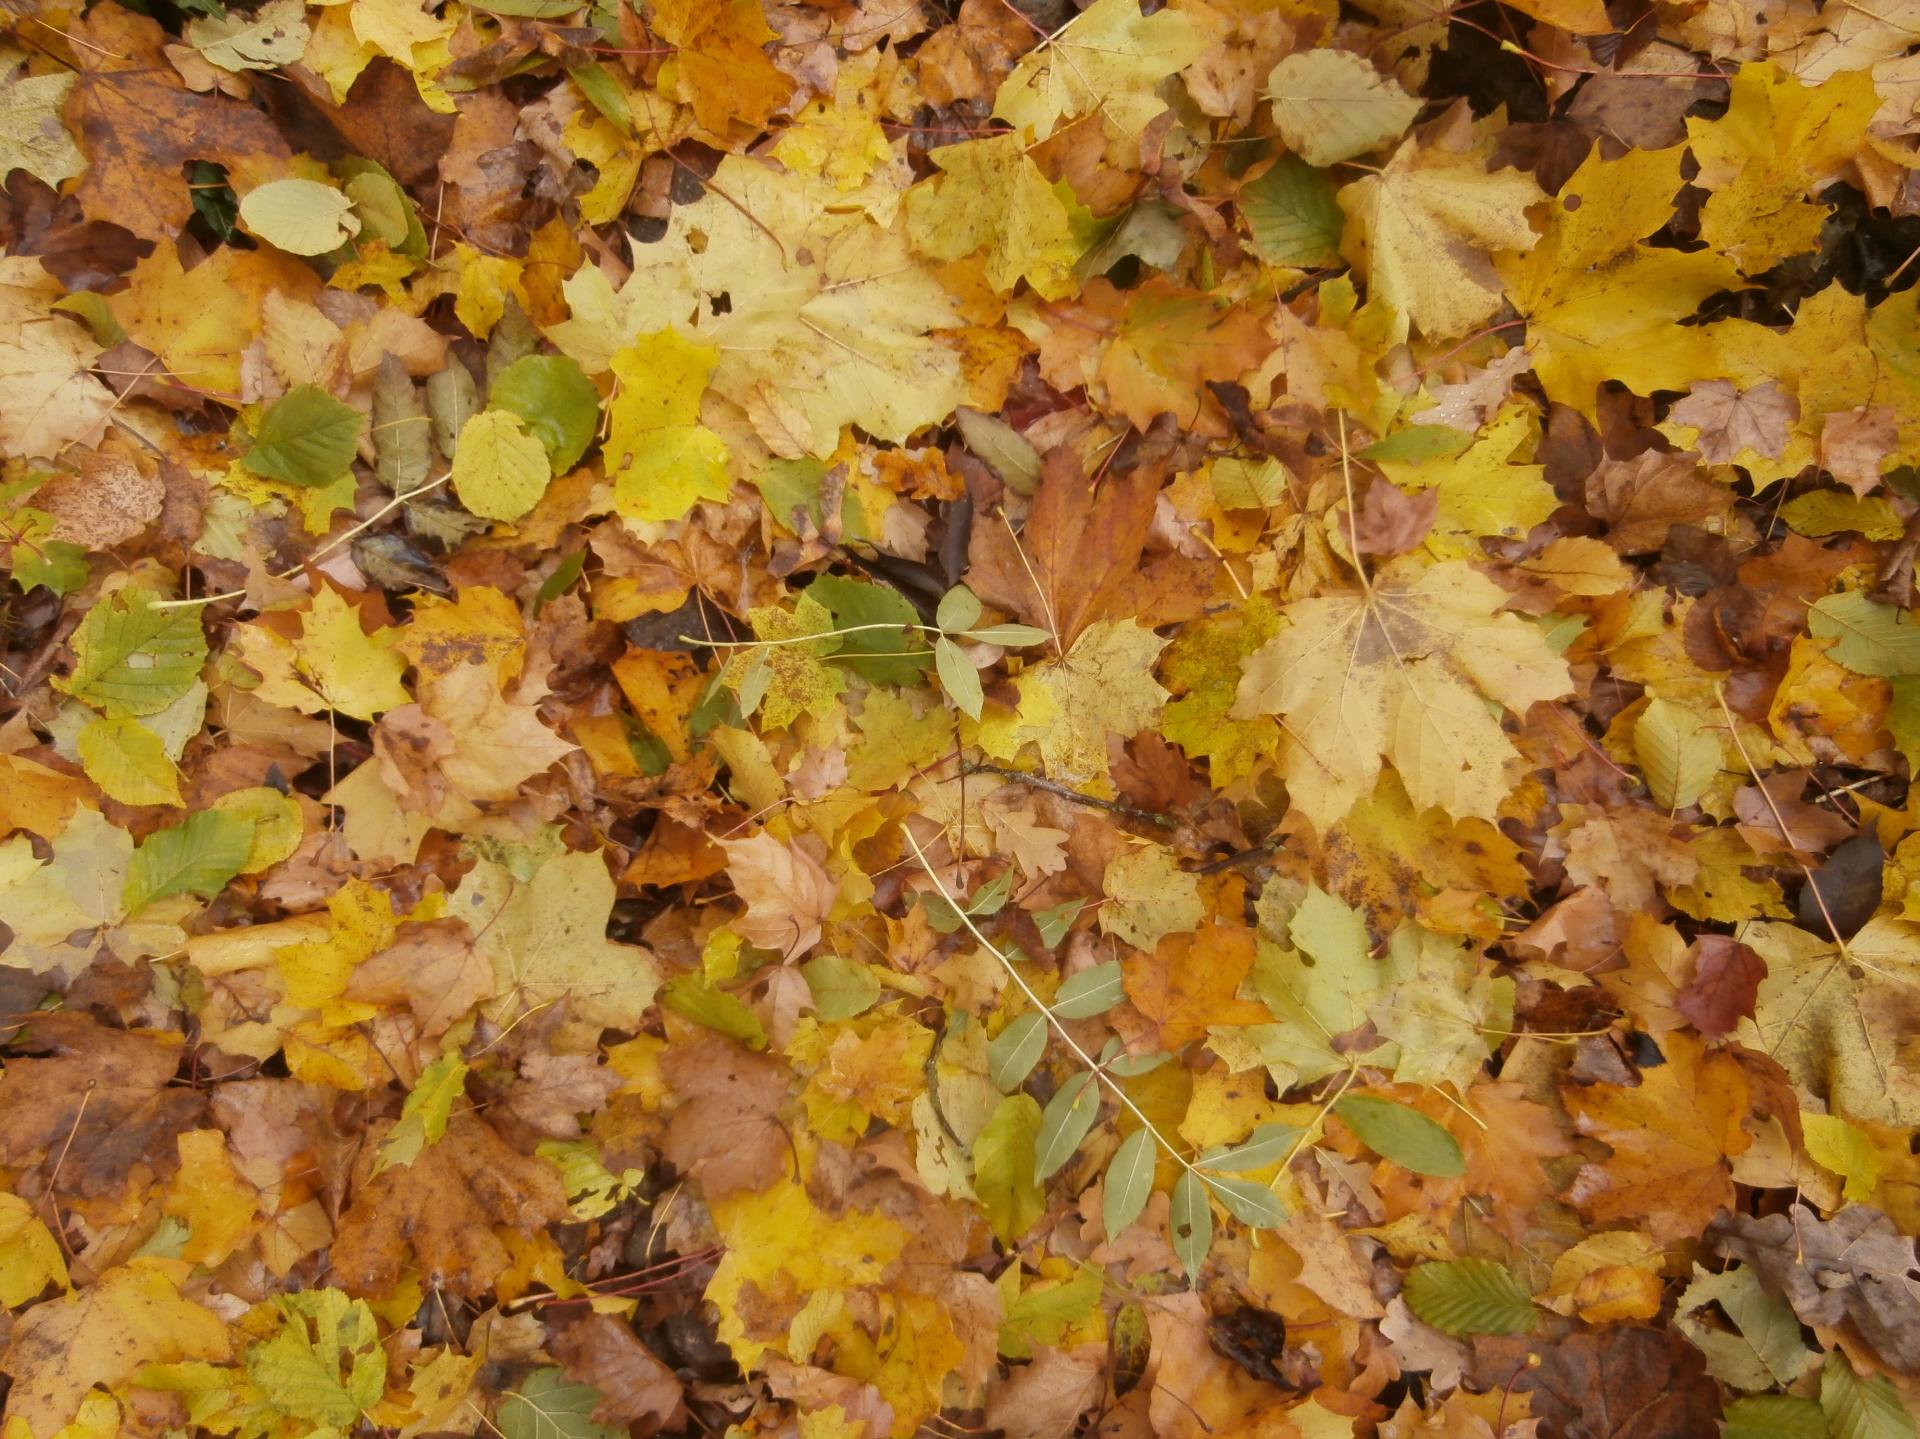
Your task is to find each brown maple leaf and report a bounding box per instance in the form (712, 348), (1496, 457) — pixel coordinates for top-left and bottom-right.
(330, 1113), (569, 1296)
(0, 1012), (206, 1200)
(63, 3), (290, 241)
(965, 445), (1213, 648)
(658, 1037), (792, 1200)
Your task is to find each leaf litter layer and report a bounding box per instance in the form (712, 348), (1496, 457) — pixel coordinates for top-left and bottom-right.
(2, 0), (1920, 1437)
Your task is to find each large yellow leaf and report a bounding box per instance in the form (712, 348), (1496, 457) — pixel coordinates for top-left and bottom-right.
(1231, 558), (1571, 828)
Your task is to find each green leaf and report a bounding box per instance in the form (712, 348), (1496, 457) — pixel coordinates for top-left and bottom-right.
(1635, 696), (1721, 810)
(1403, 1258), (1536, 1336)
(801, 953), (880, 1020)
(1034, 900), (1083, 949)
(1358, 425), (1475, 463)
(59, 589), (207, 718)
(238, 178), (360, 255)
(245, 1290), (387, 1428)
(1034, 1071), (1099, 1180)
(498, 1367), (625, 1439)
(1102, 1127), (1156, 1238)
(660, 974), (767, 1049)
(489, 354), (600, 473)
(1204, 1174), (1287, 1228)
(570, 63), (632, 135)
(1334, 1094), (1465, 1177)
(1242, 154), (1341, 266)
(1724, 1396), (1830, 1439)
(123, 809), (256, 914)
(937, 636), (983, 719)
(974, 1094), (1045, 1244)
(937, 585), (983, 634)
(373, 1053), (468, 1175)
(988, 1010), (1048, 1092)
(1199, 1122), (1302, 1173)
(1052, 960), (1125, 1019)
(1822, 1353), (1917, 1439)
(963, 622), (1052, 648)
(1170, 1169), (1213, 1283)
(805, 574), (931, 685)
(243, 385), (365, 488)
(997, 1264), (1102, 1360)
(1808, 592), (1920, 677)
(954, 408), (1041, 495)
(453, 409), (553, 522)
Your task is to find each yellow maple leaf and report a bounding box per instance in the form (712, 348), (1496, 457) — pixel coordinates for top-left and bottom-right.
(1231, 558), (1572, 828)
(606, 330), (732, 522)
(978, 619), (1169, 798)
(1338, 137), (1544, 340)
(1375, 402), (1555, 560)
(164, 1130), (260, 1267)
(0, 1259), (230, 1437)
(993, 0), (1206, 139)
(907, 133), (1086, 301)
(1686, 62), (1878, 274)
(229, 588), (411, 721)
(1496, 144), (1778, 417)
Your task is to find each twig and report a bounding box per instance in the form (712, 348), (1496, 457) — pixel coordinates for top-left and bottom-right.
(959, 761), (1174, 829)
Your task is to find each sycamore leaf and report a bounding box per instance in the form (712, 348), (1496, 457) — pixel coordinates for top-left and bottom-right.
(0, 1194), (69, 1307)
(245, 1290), (387, 1429)
(907, 133), (1086, 300)
(229, 588), (410, 721)
(186, 0), (309, 71)
(456, 847), (661, 1038)
(373, 1053), (469, 1174)
(1231, 558), (1572, 828)
(0, 1259), (230, 1437)
(1339, 142), (1544, 339)
(993, 0), (1206, 139)
(605, 330), (730, 522)
(1739, 918), (1920, 1126)
(0, 68), (85, 188)
(0, 807), (131, 976)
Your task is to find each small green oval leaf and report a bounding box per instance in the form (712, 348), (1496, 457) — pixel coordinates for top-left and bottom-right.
(1102, 1128), (1156, 1238)
(1335, 1094), (1465, 1178)
(1034, 1071), (1099, 1181)
(1052, 960), (1124, 1020)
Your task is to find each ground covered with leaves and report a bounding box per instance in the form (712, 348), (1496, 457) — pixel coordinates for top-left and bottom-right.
(2, 0), (1920, 1435)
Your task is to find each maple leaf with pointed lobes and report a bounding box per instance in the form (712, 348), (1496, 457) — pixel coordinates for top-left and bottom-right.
(1338, 137), (1544, 341)
(1562, 1033), (1754, 1244)
(1231, 557), (1572, 830)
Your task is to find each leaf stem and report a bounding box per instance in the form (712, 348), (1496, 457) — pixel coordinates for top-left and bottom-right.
(902, 827), (1198, 1177)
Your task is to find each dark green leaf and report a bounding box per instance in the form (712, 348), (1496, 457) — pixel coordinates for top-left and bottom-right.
(805, 574), (930, 685)
(242, 385), (364, 488)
